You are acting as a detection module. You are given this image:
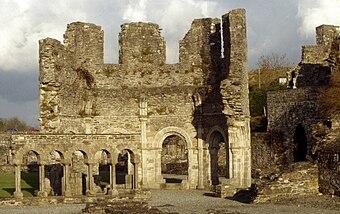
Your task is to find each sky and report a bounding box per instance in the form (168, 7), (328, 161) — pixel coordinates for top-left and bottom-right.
(0, 0), (340, 127)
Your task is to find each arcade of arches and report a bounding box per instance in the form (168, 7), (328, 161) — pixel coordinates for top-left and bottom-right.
(4, 123), (251, 198)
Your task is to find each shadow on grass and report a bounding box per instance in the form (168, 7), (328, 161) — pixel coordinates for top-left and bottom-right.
(21, 188), (37, 197)
(2, 188), (15, 196)
(21, 172), (39, 197)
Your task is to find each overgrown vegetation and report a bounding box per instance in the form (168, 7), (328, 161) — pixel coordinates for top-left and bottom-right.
(257, 53), (292, 69)
(249, 53), (292, 132)
(318, 69), (340, 117)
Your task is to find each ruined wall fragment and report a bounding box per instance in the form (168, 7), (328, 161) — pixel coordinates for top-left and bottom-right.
(220, 9), (251, 187)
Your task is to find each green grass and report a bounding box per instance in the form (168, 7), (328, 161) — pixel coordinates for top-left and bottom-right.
(0, 171), (128, 197)
(0, 172), (39, 197)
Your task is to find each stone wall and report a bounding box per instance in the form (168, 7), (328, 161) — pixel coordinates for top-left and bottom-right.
(251, 133), (275, 171)
(267, 87), (321, 162)
(219, 9), (251, 188)
(0, 8), (252, 195)
(318, 141), (340, 196)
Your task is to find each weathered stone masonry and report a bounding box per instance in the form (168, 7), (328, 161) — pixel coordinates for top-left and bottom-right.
(267, 25), (340, 163)
(3, 9), (251, 198)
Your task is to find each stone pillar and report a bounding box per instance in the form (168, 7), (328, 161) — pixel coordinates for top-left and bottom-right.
(210, 148), (219, 185)
(108, 162), (118, 196)
(197, 122), (205, 189)
(133, 157), (140, 189)
(139, 97), (149, 187)
(86, 163), (96, 196)
(228, 120), (251, 187)
(38, 164), (48, 197)
(63, 163), (72, 196)
(13, 165), (23, 199)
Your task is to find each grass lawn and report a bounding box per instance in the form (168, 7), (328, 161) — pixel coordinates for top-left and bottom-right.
(0, 171), (127, 197)
(0, 172), (39, 197)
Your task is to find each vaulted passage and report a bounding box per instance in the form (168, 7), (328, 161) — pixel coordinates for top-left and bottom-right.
(161, 135), (188, 183)
(293, 124), (307, 162)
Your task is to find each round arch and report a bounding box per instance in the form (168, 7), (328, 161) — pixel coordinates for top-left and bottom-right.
(206, 126), (230, 185)
(16, 147), (45, 165)
(154, 126), (193, 149)
(153, 127), (194, 188)
(206, 126), (228, 146)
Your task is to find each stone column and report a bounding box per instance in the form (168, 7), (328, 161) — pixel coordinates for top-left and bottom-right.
(63, 163), (72, 196)
(13, 165), (23, 198)
(86, 163), (95, 196)
(108, 161), (118, 196)
(210, 148), (219, 185)
(133, 157), (140, 189)
(197, 121), (204, 189)
(38, 164), (48, 197)
(228, 120), (251, 187)
(139, 97), (149, 187)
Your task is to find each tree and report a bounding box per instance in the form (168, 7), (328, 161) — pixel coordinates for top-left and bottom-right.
(257, 53), (292, 69)
(0, 117), (30, 131)
(249, 53), (293, 132)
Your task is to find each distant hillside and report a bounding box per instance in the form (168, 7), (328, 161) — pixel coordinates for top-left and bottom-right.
(248, 67), (293, 89)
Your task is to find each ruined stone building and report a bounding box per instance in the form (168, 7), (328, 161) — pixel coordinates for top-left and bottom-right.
(265, 24), (340, 195)
(266, 24), (340, 162)
(0, 9), (251, 198)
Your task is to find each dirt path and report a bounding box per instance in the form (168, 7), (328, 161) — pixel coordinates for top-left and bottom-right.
(0, 190), (339, 213)
(149, 190), (340, 214)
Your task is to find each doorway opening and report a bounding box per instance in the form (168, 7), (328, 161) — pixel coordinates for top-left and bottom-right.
(209, 131), (228, 185)
(293, 124), (307, 162)
(161, 135), (188, 183)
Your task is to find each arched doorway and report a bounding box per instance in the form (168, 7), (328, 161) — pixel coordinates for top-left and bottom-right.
(161, 135), (188, 183)
(45, 150), (63, 196)
(293, 124), (307, 162)
(22, 150), (40, 197)
(94, 150), (111, 194)
(209, 131), (228, 185)
(116, 149), (135, 189)
(70, 150), (88, 195)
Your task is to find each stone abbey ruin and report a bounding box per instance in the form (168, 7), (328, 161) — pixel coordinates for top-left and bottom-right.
(1, 7), (340, 202)
(0, 8), (251, 199)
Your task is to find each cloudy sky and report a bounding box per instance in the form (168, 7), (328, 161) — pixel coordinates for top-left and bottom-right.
(0, 0), (340, 127)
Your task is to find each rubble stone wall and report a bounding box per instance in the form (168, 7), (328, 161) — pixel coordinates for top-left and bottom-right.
(267, 88), (321, 159)
(318, 145), (340, 196)
(3, 9), (252, 194)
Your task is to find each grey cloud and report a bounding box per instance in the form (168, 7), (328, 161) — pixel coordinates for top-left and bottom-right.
(1, 0), (339, 127)
(0, 70), (38, 103)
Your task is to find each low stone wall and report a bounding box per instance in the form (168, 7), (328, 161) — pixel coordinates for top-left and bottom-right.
(251, 133), (274, 171)
(0, 189), (151, 207)
(318, 142), (340, 196)
(255, 162), (319, 203)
